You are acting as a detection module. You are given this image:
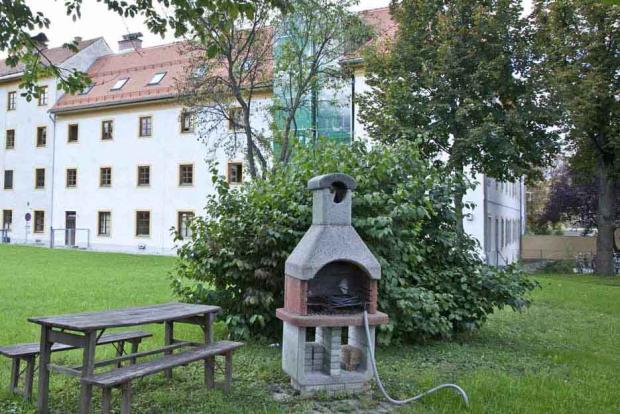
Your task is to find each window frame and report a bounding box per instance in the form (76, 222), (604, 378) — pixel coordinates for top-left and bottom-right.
(178, 164), (194, 187)
(180, 111), (194, 133)
(111, 78), (129, 91)
(5, 129), (15, 149)
(147, 72), (167, 85)
(33, 210), (45, 234)
(227, 161), (243, 184)
(97, 211), (112, 237)
(35, 168), (45, 189)
(36, 126), (47, 147)
(135, 210), (151, 237)
(137, 165), (151, 187)
(177, 211), (195, 240)
(66, 168), (78, 188)
(138, 116), (153, 137)
(7, 91), (16, 110)
(101, 120), (114, 141)
(228, 107), (245, 130)
(38, 86), (48, 106)
(3, 170), (13, 190)
(68, 124), (79, 143)
(99, 167), (112, 188)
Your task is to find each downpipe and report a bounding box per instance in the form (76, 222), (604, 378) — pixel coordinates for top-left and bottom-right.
(363, 311), (469, 407)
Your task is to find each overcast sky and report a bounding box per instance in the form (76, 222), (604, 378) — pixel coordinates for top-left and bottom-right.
(24, 0), (533, 52)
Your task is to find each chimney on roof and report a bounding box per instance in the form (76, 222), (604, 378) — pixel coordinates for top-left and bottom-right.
(118, 32), (143, 53)
(74, 36), (83, 43)
(31, 33), (49, 50)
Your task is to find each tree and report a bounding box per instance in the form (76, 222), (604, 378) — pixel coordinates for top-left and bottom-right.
(0, 0), (289, 99)
(179, 1), (275, 179)
(272, 0), (369, 163)
(531, 0), (620, 274)
(172, 140), (536, 342)
(359, 0), (559, 233)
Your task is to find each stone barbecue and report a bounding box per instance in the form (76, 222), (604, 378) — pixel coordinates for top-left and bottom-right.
(276, 173), (389, 395)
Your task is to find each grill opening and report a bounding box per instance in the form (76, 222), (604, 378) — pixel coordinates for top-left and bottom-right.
(307, 261), (370, 314)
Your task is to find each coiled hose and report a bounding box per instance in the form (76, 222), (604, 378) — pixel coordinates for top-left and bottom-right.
(363, 311), (470, 407)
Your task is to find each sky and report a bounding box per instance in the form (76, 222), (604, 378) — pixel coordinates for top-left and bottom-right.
(24, 0), (533, 52)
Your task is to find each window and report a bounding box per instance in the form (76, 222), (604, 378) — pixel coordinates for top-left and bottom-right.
(78, 84), (94, 95)
(7, 91), (15, 110)
(227, 162), (243, 184)
(135, 211), (150, 237)
(100, 167), (112, 187)
(35, 168), (45, 189)
(98, 212), (111, 237)
(5, 129), (15, 149)
(228, 108), (244, 130)
(2, 210), (12, 231)
(34, 211), (45, 233)
(137, 166), (150, 186)
(180, 111), (193, 133)
(148, 72), (166, 85)
(66, 169), (77, 188)
(4, 170), (13, 190)
(38, 86), (48, 106)
(179, 164), (193, 186)
(177, 211), (195, 240)
(111, 78), (129, 91)
(68, 124), (79, 143)
(36, 127), (47, 147)
(101, 120), (113, 140)
(139, 116), (152, 137)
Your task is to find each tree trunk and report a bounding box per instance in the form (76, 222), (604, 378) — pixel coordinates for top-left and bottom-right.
(595, 158), (616, 275)
(451, 157), (465, 235)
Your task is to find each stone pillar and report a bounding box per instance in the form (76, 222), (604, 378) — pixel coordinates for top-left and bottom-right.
(321, 327), (342, 376)
(282, 322), (306, 380)
(348, 325), (375, 377)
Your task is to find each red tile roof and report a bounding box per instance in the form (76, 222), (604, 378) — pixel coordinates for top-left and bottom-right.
(0, 38), (102, 79)
(52, 7), (396, 113)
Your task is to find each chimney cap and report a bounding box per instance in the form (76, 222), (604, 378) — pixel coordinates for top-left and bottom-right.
(31, 32), (49, 45)
(307, 173), (357, 191)
(122, 32), (143, 41)
(74, 36), (83, 42)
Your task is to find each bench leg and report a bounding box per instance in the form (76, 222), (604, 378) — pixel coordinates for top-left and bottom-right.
(121, 383), (132, 414)
(9, 357), (20, 394)
(164, 322), (174, 379)
(205, 356), (215, 389)
(102, 388), (112, 414)
(224, 351), (233, 393)
(129, 340), (139, 365)
(115, 341), (125, 368)
(24, 356), (35, 400)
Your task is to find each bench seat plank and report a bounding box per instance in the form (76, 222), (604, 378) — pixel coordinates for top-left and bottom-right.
(82, 341), (243, 387)
(0, 331), (152, 358)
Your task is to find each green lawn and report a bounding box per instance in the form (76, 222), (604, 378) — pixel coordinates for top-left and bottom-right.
(0, 245), (618, 413)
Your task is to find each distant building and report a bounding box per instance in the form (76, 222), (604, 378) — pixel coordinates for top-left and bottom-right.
(0, 7), (523, 265)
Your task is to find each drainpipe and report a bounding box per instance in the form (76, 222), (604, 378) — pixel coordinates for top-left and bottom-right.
(48, 111), (56, 248)
(350, 73), (355, 142)
(483, 175), (488, 263)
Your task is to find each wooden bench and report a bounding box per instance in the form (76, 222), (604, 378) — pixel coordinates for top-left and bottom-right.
(82, 340), (243, 414)
(0, 330), (152, 400)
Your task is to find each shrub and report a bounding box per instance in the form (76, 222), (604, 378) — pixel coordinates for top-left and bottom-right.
(172, 140), (537, 343)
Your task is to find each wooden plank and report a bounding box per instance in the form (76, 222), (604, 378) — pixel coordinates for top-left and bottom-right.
(28, 303), (221, 331)
(48, 364), (81, 377)
(37, 326), (52, 414)
(82, 341), (244, 387)
(49, 330), (86, 348)
(0, 330), (151, 358)
(79, 331), (97, 414)
(72, 342), (192, 370)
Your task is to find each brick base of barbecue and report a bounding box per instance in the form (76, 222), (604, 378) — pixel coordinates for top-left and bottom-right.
(283, 322), (376, 395)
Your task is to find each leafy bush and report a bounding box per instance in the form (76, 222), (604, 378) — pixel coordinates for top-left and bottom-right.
(172, 140), (537, 343)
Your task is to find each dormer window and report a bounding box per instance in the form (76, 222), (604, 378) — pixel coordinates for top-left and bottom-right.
(111, 78), (129, 91)
(148, 72), (166, 85)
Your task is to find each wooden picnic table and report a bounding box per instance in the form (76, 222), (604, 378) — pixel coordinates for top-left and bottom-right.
(28, 303), (221, 414)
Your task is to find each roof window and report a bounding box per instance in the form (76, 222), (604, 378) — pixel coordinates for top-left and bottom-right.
(78, 84), (94, 95)
(148, 72), (167, 85)
(111, 78), (129, 91)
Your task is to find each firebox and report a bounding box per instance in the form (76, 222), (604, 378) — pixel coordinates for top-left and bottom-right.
(276, 173), (388, 395)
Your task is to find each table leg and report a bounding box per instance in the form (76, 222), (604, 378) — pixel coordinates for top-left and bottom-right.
(203, 313), (215, 388)
(129, 340), (139, 365)
(79, 331), (97, 414)
(115, 340), (125, 368)
(37, 325), (52, 414)
(164, 321), (174, 379)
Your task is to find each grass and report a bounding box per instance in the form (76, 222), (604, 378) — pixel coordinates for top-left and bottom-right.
(0, 245), (618, 413)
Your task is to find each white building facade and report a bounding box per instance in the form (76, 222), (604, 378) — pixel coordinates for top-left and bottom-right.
(0, 8), (524, 264)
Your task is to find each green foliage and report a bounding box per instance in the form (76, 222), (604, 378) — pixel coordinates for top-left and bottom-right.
(172, 140), (537, 343)
(538, 260), (574, 274)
